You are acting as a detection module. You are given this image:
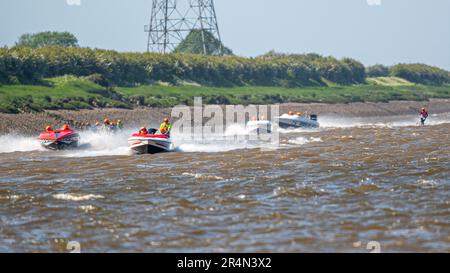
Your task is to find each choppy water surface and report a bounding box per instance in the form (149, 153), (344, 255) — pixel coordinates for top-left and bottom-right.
(0, 114), (449, 252)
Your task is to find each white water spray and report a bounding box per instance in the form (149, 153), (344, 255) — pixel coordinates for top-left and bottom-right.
(0, 134), (43, 153)
(60, 129), (133, 158)
(292, 112), (450, 131)
(1, 112), (448, 155)
(174, 123), (280, 153)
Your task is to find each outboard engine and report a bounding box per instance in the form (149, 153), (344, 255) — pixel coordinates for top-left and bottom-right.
(310, 114), (318, 121)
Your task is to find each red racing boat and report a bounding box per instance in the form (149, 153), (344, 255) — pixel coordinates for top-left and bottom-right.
(128, 133), (173, 154)
(39, 129), (80, 150)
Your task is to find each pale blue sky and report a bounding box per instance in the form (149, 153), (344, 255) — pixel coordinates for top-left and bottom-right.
(0, 0), (449, 69)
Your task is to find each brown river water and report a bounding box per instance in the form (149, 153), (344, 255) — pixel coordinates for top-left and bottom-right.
(0, 113), (449, 253)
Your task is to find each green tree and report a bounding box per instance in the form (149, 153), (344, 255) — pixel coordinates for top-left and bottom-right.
(174, 30), (233, 56)
(366, 64), (389, 77)
(0, 46), (371, 86)
(390, 63), (450, 85)
(16, 31), (79, 48)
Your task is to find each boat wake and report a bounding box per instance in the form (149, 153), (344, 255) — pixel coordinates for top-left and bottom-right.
(1, 112), (448, 156)
(286, 137), (323, 145)
(0, 133), (44, 153)
(319, 112), (450, 129)
(278, 112), (450, 134)
(61, 130), (133, 158)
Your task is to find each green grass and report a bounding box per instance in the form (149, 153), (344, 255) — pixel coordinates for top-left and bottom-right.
(0, 76), (449, 113)
(366, 77), (414, 86)
(0, 76), (129, 113)
(116, 78), (450, 106)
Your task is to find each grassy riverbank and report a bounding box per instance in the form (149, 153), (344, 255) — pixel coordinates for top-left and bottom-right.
(0, 76), (449, 113)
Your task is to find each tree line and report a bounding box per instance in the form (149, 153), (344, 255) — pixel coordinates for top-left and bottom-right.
(0, 45), (448, 87)
(366, 64), (450, 85)
(0, 46), (369, 87)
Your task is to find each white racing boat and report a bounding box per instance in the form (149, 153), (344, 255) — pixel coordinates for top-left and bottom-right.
(246, 120), (273, 134)
(128, 132), (173, 154)
(277, 113), (319, 129)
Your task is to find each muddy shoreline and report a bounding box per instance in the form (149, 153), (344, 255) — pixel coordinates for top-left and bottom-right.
(1, 99), (449, 135)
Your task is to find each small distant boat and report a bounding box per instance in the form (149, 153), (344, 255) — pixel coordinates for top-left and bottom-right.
(39, 130), (80, 150)
(128, 133), (173, 154)
(277, 113), (320, 129)
(246, 120), (273, 134)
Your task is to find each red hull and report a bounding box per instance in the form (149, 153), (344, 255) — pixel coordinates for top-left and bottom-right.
(39, 130), (80, 150)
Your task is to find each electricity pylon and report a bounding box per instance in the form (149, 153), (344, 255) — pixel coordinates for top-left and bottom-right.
(145, 0), (223, 54)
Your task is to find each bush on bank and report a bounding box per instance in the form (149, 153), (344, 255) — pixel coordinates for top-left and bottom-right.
(389, 63), (450, 86)
(0, 46), (368, 87)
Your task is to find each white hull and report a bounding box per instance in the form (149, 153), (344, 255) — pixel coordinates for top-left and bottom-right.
(246, 120), (273, 134)
(128, 136), (173, 154)
(277, 115), (319, 128)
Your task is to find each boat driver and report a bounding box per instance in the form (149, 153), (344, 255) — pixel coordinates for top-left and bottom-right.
(159, 118), (172, 135)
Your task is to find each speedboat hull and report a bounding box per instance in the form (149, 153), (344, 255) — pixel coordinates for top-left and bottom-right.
(246, 120), (273, 134)
(277, 115), (319, 129)
(39, 130), (80, 150)
(128, 134), (173, 154)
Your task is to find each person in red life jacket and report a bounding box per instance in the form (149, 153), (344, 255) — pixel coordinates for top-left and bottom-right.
(419, 107), (429, 125)
(46, 125), (53, 132)
(139, 127), (148, 135)
(62, 124), (71, 131)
